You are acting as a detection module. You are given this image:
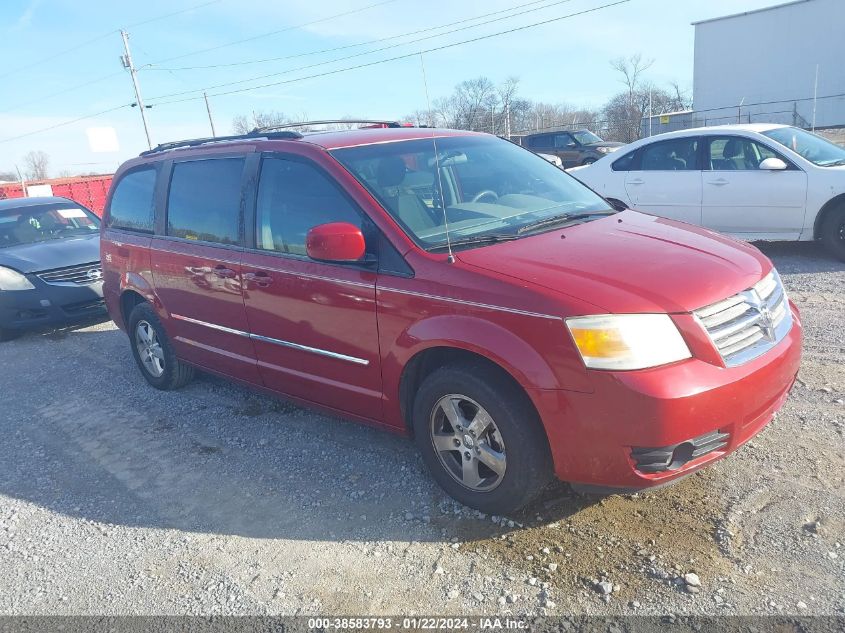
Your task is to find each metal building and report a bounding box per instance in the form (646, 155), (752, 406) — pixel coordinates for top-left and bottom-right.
(692, 0), (845, 130)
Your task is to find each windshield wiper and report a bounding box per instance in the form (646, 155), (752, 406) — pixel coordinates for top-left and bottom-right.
(427, 233), (520, 252)
(517, 210), (615, 235)
(823, 159), (845, 166)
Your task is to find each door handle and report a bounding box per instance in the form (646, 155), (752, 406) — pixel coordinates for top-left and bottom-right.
(243, 271), (273, 287)
(628, 178), (644, 185)
(707, 178), (729, 186)
(213, 265), (238, 279)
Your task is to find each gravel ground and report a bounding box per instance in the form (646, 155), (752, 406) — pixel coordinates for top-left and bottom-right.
(0, 241), (842, 617)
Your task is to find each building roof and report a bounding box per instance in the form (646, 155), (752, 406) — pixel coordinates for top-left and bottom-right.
(692, 0), (811, 26)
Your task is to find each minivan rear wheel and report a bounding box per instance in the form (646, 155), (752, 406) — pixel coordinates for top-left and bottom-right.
(127, 302), (194, 390)
(820, 205), (845, 262)
(412, 364), (552, 515)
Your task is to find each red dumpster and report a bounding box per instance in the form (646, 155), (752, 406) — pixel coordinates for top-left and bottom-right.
(0, 174), (113, 217)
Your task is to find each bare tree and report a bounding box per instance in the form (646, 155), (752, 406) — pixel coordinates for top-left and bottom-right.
(232, 111), (293, 134)
(611, 53), (654, 108)
(23, 150), (50, 180)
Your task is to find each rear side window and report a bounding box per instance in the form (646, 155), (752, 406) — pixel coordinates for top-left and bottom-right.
(108, 168), (156, 232)
(638, 137), (700, 171)
(167, 158), (244, 245)
(255, 158), (362, 256)
(528, 135), (552, 149)
(612, 150), (636, 171)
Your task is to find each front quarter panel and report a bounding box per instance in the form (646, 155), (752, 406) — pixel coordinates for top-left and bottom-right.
(375, 265), (594, 430)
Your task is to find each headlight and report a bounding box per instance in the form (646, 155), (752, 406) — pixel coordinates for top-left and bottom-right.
(0, 266), (35, 291)
(566, 314), (691, 370)
(597, 146), (618, 154)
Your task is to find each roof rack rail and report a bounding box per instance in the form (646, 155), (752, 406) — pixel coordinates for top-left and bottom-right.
(253, 119), (405, 132)
(139, 129), (303, 157)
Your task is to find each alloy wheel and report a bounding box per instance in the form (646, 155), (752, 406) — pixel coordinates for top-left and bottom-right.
(135, 320), (165, 378)
(429, 394), (506, 492)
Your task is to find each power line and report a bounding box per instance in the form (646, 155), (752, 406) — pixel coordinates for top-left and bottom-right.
(121, 0), (223, 30)
(146, 0), (402, 67)
(153, 0), (633, 105)
(149, 0), (562, 71)
(143, 0), (592, 100)
(0, 0), (630, 145)
(145, 0), (580, 101)
(0, 0), (224, 81)
(0, 103), (132, 144)
(4, 71), (125, 113)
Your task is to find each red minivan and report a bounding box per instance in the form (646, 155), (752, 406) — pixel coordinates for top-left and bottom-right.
(101, 123), (802, 514)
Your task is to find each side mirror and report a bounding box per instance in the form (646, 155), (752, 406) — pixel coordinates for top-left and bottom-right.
(759, 157), (788, 171)
(566, 142), (577, 148)
(306, 222), (366, 262)
(606, 198), (628, 212)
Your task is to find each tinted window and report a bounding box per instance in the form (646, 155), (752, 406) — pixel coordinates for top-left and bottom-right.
(612, 150), (636, 171)
(639, 138), (699, 171)
(528, 135), (553, 149)
(554, 134), (575, 148)
(167, 158), (244, 245)
(256, 158), (362, 256)
(708, 136), (783, 170)
(109, 168), (156, 231)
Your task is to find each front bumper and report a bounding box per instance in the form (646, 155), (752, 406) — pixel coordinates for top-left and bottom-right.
(533, 301), (803, 490)
(0, 274), (106, 332)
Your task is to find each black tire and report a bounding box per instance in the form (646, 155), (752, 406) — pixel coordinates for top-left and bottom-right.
(412, 363), (552, 515)
(581, 157), (597, 166)
(127, 302), (194, 390)
(820, 205), (845, 262)
(0, 327), (21, 342)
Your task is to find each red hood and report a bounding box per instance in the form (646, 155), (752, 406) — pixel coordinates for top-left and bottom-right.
(457, 210), (772, 314)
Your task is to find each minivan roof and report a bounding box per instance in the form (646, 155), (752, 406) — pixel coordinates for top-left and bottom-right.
(138, 127), (484, 159)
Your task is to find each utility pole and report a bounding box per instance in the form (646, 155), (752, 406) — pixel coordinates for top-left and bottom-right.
(204, 92), (218, 137)
(120, 30), (152, 150)
(812, 64), (819, 132)
(505, 101), (511, 140)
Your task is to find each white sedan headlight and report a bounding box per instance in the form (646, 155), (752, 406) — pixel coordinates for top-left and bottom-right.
(0, 266), (35, 291)
(565, 314), (691, 370)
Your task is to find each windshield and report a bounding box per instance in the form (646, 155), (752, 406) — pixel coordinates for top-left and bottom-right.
(572, 130), (603, 145)
(762, 127), (845, 167)
(331, 135), (612, 250)
(0, 203), (100, 248)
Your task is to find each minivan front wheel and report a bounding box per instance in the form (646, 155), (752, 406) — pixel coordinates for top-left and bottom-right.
(127, 302), (194, 390)
(412, 364), (552, 515)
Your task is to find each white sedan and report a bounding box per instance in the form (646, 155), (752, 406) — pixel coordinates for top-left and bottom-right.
(570, 123), (845, 260)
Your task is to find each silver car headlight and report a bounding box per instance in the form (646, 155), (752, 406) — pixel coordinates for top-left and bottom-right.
(0, 266), (35, 291)
(565, 314), (691, 370)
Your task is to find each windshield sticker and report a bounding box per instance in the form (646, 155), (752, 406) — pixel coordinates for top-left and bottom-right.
(58, 208), (87, 219)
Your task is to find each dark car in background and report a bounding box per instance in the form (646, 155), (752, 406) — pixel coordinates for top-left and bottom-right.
(0, 197), (105, 341)
(520, 129), (623, 167)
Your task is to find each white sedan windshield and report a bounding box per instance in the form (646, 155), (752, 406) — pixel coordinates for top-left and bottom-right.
(763, 127), (845, 167)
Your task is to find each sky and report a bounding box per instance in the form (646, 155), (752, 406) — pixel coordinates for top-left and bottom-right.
(0, 0), (781, 176)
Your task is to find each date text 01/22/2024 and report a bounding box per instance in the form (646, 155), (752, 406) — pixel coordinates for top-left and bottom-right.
(306, 617), (529, 630)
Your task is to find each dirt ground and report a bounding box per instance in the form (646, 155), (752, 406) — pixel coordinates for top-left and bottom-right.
(0, 241), (842, 617)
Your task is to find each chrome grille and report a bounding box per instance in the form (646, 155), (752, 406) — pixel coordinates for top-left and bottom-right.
(694, 269), (792, 367)
(37, 261), (102, 286)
